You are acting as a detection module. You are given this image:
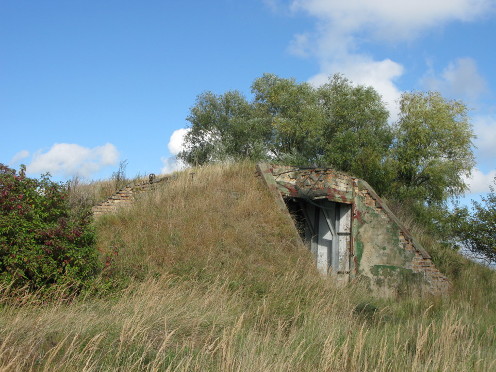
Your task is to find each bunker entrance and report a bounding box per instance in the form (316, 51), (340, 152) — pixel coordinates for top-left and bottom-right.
(286, 198), (352, 278)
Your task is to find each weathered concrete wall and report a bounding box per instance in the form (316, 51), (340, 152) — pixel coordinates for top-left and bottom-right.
(259, 164), (450, 296)
(353, 180), (449, 295)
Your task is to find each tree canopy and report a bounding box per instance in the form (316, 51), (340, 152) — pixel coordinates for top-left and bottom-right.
(389, 92), (475, 205)
(179, 73), (475, 209)
(454, 177), (496, 264)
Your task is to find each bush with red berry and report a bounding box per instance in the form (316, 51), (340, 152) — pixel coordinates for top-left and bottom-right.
(0, 163), (99, 290)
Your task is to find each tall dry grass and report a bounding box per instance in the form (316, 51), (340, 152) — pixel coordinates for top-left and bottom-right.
(95, 161), (307, 285)
(0, 162), (495, 371)
(66, 159), (144, 210)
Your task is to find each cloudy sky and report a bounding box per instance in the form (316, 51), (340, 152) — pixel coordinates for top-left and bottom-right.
(1, 0), (495, 198)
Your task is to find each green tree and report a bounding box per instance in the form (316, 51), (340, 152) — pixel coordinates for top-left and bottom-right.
(0, 164), (99, 290)
(454, 178), (496, 264)
(179, 75), (475, 217)
(179, 90), (271, 165)
(317, 75), (393, 194)
(179, 74), (393, 186)
(389, 91), (475, 205)
(251, 73), (324, 165)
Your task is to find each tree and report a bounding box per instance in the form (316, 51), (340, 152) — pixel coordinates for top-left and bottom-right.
(388, 92), (475, 206)
(0, 164), (99, 290)
(454, 177), (496, 264)
(179, 90), (272, 165)
(317, 75), (393, 194)
(179, 74), (393, 185)
(178, 75), (475, 215)
(251, 73), (324, 165)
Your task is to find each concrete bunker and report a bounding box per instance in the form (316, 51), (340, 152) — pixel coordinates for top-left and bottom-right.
(257, 164), (450, 296)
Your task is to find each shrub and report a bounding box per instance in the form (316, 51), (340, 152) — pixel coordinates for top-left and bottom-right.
(0, 164), (100, 290)
(453, 177), (496, 265)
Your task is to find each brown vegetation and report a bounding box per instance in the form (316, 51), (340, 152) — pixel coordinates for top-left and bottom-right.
(0, 162), (495, 371)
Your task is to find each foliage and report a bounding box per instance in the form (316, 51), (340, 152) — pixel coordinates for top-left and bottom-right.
(179, 74), (394, 192)
(179, 74), (475, 216)
(389, 91), (475, 205)
(0, 163), (99, 290)
(251, 73), (325, 164)
(317, 75), (393, 194)
(180, 91), (272, 165)
(453, 177), (496, 264)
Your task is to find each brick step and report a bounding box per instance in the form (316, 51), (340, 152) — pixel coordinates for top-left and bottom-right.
(92, 175), (170, 217)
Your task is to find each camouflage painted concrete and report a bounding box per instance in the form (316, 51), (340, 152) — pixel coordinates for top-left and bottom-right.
(257, 164), (450, 296)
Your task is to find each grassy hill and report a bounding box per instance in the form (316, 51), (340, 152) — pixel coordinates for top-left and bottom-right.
(1, 162), (496, 371)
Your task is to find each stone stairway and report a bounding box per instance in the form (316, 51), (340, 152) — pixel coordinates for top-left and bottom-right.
(92, 175), (168, 217)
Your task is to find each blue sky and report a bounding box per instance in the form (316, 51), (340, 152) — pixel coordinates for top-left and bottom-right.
(1, 0), (495, 200)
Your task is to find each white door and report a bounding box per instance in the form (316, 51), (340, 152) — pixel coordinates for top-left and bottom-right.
(302, 200), (351, 276)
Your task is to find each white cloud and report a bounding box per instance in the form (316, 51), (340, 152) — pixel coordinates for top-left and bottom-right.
(290, 0), (493, 41)
(263, 0), (288, 13)
(463, 168), (496, 194)
(9, 150), (30, 166)
(287, 0), (493, 118)
(288, 33), (314, 58)
(422, 58), (487, 100)
(167, 128), (190, 156)
(27, 143), (119, 178)
(472, 115), (496, 159)
(308, 56), (404, 120)
(160, 128), (191, 174)
(160, 156), (187, 174)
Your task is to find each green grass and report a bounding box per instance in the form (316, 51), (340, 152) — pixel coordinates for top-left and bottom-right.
(1, 162), (495, 371)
